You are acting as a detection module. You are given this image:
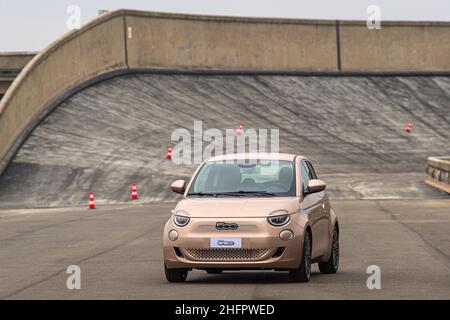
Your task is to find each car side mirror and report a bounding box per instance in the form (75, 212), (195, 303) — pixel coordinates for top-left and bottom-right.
(307, 179), (327, 193)
(171, 180), (186, 194)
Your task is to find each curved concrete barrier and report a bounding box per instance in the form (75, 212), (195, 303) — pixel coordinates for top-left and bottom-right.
(426, 157), (450, 193)
(0, 74), (449, 208)
(2, 9), (450, 180)
(0, 11), (128, 175)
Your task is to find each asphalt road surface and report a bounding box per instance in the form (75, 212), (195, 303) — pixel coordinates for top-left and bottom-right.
(0, 199), (449, 299)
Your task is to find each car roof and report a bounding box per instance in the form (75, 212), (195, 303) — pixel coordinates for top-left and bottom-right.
(207, 153), (307, 162)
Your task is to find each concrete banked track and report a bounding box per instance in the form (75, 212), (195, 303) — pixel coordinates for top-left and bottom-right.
(0, 73), (449, 208)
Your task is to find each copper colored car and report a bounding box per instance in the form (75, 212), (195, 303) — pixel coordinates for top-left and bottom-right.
(163, 153), (339, 282)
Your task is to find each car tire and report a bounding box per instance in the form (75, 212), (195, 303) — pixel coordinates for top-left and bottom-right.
(205, 269), (223, 274)
(318, 226), (339, 274)
(164, 264), (188, 282)
(289, 231), (312, 282)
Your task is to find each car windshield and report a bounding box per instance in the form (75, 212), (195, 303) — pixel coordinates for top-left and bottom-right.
(187, 160), (295, 197)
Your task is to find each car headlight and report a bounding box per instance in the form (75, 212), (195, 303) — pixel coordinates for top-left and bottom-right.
(267, 210), (291, 226)
(172, 210), (190, 227)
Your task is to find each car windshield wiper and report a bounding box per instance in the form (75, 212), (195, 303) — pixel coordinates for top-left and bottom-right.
(213, 191), (278, 197)
(187, 192), (218, 197)
(187, 192), (246, 197)
(188, 191), (278, 197)
(200, 192), (247, 197)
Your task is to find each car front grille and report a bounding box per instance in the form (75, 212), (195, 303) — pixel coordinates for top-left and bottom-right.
(182, 248), (272, 261)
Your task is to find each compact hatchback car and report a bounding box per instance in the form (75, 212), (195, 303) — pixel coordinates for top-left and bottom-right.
(163, 153), (339, 282)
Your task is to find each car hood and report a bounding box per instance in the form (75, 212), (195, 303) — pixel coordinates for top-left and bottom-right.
(174, 197), (300, 218)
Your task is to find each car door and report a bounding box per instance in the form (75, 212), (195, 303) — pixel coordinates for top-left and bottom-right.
(306, 161), (329, 254)
(300, 161), (326, 258)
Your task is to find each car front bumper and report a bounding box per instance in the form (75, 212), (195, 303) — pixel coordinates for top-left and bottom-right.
(163, 217), (304, 269)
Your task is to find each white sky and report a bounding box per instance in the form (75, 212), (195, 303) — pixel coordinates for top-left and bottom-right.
(1, 0), (449, 51)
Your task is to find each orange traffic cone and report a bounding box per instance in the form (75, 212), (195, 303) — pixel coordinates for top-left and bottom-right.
(165, 145), (173, 159)
(235, 123), (244, 136)
(131, 183), (138, 200)
(89, 192), (96, 209)
(405, 121), (412, 133)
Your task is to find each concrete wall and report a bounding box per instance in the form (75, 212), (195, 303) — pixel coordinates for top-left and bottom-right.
(425, 157), (450, 194)
(0, 52), (36, 96)
(0, 13), (127, 175)
(125, 12), (338, 71)
(0, 52), (36, 70)
(2, 9), (450, 176)
(340, 21), (450, 72)
(427, 157), (450, 184)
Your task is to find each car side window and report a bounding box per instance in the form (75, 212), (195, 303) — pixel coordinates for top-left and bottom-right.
(301, 162), (310, 193)
(306, 161), (318, 179)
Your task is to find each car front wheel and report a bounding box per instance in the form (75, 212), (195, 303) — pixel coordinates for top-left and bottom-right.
(164, 264), (188, 282)
(318, 226), (339, 274)
(289, 231), (312, 282)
